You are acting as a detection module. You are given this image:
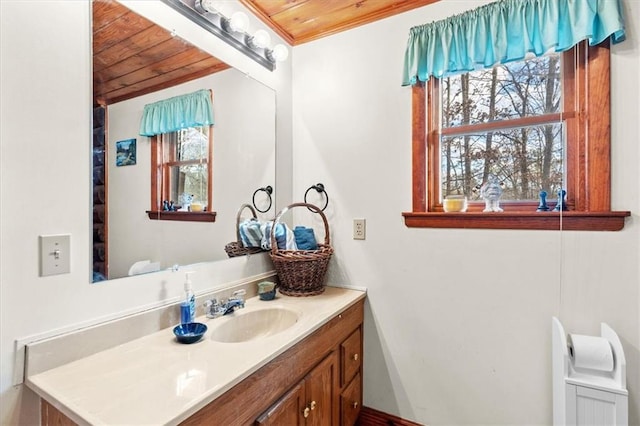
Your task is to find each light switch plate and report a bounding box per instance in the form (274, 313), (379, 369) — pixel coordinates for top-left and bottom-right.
(39, 234), (71, 276)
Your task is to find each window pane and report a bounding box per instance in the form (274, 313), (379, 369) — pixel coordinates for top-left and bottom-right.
(177, 127), (209, 161)
(441, 54), (561, 128)
(169, 163), (209, 206)
(440, 123), (564, 202)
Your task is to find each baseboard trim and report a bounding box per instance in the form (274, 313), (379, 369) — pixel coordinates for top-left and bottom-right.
(357, 406), (424, 426)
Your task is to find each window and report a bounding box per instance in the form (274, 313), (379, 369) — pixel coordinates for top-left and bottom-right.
(439, 53), (562, 204)
(147, 125), (216, 222)
(403, 41), (629, 231)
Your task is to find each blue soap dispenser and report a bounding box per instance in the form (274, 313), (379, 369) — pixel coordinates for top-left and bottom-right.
(181, 271), (196, 324)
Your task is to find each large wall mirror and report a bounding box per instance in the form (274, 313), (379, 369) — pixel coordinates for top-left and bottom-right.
(92, 0), (276, 282)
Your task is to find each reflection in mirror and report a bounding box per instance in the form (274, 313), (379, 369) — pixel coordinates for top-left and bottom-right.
(92, 0), (276, 282)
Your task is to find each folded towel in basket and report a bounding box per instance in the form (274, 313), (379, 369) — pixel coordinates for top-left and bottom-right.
(293, 226), (318, 250)
(260, 221), (298, 251)
(239, 218), (263, 248)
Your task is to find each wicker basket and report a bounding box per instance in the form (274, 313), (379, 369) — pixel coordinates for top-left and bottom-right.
(224, 203), (265, 258)
(270, 202), (333, 296)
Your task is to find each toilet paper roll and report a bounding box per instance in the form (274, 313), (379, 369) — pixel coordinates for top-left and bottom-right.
(568, 334), (614, 372)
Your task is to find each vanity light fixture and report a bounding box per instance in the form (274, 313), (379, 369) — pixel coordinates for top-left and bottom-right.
(161, 0), (289, 71)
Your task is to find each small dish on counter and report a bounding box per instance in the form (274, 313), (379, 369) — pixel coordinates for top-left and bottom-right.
(173, 322), (207, 344)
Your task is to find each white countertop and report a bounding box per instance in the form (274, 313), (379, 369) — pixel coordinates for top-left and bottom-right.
(26, 287), (365, 426)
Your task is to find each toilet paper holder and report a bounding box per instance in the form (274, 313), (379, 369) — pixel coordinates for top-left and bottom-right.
(552, 317), (628, 426)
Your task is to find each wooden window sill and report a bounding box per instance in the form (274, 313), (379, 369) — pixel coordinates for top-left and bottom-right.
(146, 210), (217, 222)
(402, 211), (630, 231)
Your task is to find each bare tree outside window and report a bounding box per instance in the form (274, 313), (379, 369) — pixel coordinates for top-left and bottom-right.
(440, 54), (563, 202)
(162, 127), (210, 206)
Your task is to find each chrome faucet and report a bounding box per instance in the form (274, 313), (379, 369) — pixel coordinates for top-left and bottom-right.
(204, 289), (246, 318)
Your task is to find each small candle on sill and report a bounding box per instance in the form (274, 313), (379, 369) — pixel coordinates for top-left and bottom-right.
(443, 196), (468, 212)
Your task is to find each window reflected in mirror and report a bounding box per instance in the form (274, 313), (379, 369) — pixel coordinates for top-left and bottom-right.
(156, 126), (212, 213)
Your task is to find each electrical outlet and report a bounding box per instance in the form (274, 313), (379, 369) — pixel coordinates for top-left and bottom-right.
(353, 219), (366, 240)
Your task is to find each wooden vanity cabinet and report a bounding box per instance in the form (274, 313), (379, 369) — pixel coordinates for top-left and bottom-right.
(254, 311), (363, 426)
(255, 381), (306, 425)
(256, 351), (338, 425)
(39, 298), (364, 426)
(182, 298), (364, 426)
(340, 328), (362, 425)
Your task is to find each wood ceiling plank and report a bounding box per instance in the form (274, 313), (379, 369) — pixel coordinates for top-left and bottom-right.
(269, 0), (356, 39)
(94, 37), (197, 83)
(245, 0), (313, 18)
(95, 39), (205, 82)
(93, 10), (154, 55)
(240, 0), (439, 45)
(279, 0), (438, 41)
(99, 59), (230, 105)
(93, 24), (174, 72)
(92, 0), (129, 32)
(97, 49), (222, 94)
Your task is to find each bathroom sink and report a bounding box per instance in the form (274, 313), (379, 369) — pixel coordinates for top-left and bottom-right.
(210, 307), (299, 343)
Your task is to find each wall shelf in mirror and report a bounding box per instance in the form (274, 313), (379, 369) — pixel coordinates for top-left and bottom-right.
(146, 210), (217, 222)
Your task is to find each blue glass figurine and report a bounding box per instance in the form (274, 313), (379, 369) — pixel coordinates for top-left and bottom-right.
(537, 191), (550, 212)
(553, 189), (568, 212)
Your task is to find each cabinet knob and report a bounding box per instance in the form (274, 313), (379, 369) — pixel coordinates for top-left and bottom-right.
(303, 407), (310, 418)
(310, 400), (317, 410)
(352, 401), (359, 409)
(352, 353), (359, 361)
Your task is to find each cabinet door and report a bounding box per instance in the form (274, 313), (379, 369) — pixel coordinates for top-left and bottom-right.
(341, 372), (362, 426)
(340, 328), (361, 387)
(255, 382), (305, 426)
(306, 351), (338, 426)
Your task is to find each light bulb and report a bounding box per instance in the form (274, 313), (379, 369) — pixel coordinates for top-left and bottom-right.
(229, 11), (250, 33)
(270, 44), (289, 62)
(251, 29), (271, 49)
(198, 0), (217, 14)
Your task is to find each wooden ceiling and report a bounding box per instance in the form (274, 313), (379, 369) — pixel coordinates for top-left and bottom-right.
(93, 0), (229, 105)
(93, 0), (439, 105)
(238, 0), (439, 45)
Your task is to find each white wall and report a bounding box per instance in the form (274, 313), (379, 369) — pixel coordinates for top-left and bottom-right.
(1, 0), (638, 425)
(0, 1), (292, 424)
(291, 1), (639, 425)
(107, 69), (276, 278)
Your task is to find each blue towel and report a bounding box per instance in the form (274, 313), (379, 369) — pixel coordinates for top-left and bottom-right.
(239, 218), (263, 248)
(260, 222), (297, 250)
(293, 226), (318, 250)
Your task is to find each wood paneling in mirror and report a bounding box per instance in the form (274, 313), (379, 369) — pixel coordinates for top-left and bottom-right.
(93, 0), (230, 105)
(239, 0), (440, 45)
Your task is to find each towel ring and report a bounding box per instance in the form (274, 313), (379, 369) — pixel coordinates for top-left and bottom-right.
(252, 185), (273, 213)
(303, 183), (329, 211)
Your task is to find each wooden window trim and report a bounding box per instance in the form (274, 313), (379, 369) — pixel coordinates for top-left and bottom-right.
(403, 40), (630, 231)
(148, 127), (216, 223)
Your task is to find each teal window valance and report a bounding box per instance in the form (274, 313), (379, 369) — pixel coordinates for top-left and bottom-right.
(402, 0), (626, 86)
(139, 89), (214, 137)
